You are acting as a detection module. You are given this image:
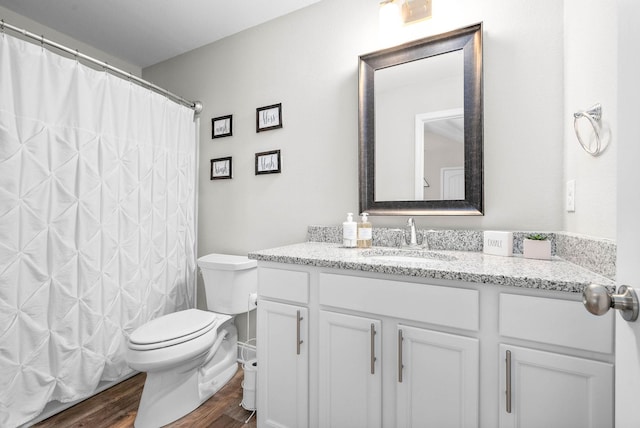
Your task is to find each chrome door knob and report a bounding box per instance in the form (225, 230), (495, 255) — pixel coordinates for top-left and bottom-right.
(583, 284), (639, 322)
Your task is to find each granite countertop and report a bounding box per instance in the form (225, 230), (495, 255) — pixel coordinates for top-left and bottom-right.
(248, 242), (615, 293)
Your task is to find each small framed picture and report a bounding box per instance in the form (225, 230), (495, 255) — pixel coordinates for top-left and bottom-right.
(212, 115), (232, 138)
(210, 157), (232, 180)
(256, 103), (282, 132)
(255, 150), (281, 175)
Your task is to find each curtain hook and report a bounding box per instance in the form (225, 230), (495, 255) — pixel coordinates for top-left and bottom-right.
(40, 35), (44, 51)
(1, 19), (5, 36)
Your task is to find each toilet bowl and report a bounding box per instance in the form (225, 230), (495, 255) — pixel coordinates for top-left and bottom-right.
(125, 254), (257, 428)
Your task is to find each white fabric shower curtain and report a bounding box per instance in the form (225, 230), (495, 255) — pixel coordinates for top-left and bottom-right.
(0, 34), (197, 427)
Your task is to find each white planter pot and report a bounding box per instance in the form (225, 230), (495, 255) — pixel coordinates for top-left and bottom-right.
(523, 239), (552, 260)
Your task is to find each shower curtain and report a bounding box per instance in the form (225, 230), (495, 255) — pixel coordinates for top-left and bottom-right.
(0, 33), (197, 427)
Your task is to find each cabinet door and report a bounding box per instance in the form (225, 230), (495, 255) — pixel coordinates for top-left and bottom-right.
(257, 300), (308, 428)
(319, 310), (382, 428)
(499, 344), (613, 428)
(397, 325), (479, 428)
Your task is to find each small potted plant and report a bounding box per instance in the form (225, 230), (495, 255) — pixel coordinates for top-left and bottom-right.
(523, 234), (552, 260)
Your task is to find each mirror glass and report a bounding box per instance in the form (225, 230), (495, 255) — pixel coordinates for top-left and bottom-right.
(359, 23), (483, 215)
(375, 50), (464, 201)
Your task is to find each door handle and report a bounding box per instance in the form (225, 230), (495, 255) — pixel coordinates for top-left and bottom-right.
(398, 329), (404, 383)
(505, 350), (512, 414)
(296, 310), (304, 355)
(370, 323), (376, 374)
(583, 284), (639, 321)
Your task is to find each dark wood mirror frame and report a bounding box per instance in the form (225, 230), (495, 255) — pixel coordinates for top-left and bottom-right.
(359, 23), (483, 216)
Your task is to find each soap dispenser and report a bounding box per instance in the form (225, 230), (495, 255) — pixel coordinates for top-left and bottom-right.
(357, 212), (372, 248)
(343, 213), (357, 248)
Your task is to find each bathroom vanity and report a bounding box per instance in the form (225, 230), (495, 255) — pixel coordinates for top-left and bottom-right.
(250, 242), (615, 428)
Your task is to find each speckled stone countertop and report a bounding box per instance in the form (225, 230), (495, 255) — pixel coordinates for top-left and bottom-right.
(248, 242), (615, 294)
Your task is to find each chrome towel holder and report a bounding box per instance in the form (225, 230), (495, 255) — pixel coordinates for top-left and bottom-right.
(573, 103), (604, 156)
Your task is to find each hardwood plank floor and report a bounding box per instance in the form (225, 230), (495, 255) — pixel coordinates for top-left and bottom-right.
(33, 364), (257, 428)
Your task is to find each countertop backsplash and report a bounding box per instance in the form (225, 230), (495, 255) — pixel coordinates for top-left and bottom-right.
(306, 225), (616, 281)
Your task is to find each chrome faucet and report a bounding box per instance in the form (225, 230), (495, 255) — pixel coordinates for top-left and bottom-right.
(406, 217), (419, 247)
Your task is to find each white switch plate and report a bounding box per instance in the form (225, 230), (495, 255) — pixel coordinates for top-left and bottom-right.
(566, 179), (576, 212)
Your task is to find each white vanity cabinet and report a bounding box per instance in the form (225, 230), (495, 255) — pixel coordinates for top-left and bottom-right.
(318, 310), (382, 427)
(498, 293), (614, 428)
(255, 261), (614, 428)
(498, 345), (612, 428)
(256, 268), (310, 428)
(317, 310), (479, 428)
(317, 272), (480, 428)
(397, 325), (479, 428)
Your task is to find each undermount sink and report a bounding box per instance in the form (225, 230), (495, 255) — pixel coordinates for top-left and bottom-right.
(362, 248), (456, 264)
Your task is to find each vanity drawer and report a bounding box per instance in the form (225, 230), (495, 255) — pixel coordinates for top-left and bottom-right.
(499, 293), (613, 354)
(258, 267), (309, 304)
(319, 273), (479, 331)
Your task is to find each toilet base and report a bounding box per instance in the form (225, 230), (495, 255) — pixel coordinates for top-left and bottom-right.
(133, 324), (238, 428)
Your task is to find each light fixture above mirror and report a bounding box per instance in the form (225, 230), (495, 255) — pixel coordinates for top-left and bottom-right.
(380, 0), (432, 25)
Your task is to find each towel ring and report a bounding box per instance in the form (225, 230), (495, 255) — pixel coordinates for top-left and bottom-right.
(573, 103), (603, 156)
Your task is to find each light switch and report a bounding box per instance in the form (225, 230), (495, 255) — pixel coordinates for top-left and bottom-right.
(566, 180), (576, 212)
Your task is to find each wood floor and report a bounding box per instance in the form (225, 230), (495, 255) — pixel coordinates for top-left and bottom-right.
(33, 365), (257, 428)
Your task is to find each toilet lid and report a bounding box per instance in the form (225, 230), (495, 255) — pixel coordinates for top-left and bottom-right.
(129, 309), (227, 351)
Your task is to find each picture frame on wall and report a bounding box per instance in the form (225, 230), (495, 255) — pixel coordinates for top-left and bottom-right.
(256, 103), (282, 132)
(210, 157), (232, 179)
(212, 115), (233, 138)
(255, 150), (281, 175)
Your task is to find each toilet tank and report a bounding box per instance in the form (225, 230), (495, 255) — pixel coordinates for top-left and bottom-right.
(197, 254), (257, 315)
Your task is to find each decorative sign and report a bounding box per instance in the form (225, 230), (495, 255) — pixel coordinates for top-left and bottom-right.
(255, 150), (281, 175)
(212, 115), (232, 138)
(483, 231), (513, 257)
(256, 103), (282, 132)
(211, 157), (232, 179)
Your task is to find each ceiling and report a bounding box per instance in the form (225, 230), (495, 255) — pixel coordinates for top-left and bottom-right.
(0, 0), (321, 69)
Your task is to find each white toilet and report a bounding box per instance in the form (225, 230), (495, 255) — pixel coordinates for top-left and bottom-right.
(125, 253), (257, 428)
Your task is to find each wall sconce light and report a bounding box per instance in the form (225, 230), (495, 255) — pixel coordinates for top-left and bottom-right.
(379, 0), (432, 25)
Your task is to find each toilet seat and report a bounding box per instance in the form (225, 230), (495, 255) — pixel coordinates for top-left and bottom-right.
(126, 309), (232, 373)
(129, 309), (222, 351)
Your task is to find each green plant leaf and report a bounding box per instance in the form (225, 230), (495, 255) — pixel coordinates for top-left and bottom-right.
(526, 234), (547, 240)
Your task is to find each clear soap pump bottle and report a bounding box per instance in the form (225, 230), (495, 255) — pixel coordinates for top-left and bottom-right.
(357, 212), (372, 248)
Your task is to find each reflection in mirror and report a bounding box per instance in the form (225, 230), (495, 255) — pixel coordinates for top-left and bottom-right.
(417, 108), (464, 201)
(359, 23), (483, 216)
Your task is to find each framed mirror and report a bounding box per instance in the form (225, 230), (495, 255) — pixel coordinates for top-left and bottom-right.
(359, 23), (483, 216)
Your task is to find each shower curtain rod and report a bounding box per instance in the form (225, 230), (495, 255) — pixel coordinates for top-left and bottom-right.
(0, 19), (203, 113)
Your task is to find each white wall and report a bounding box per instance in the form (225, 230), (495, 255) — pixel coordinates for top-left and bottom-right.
(144, 0), (572, 258)
(563, 0), (617, 240)
(0, 5), (141, 76)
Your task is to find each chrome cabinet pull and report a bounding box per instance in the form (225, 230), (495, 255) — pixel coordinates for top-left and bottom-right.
(370, 323), (376, 374)
(296, 310), (304, 355)
(505, 350), (512, 414)
(398, 329), (404, 383)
